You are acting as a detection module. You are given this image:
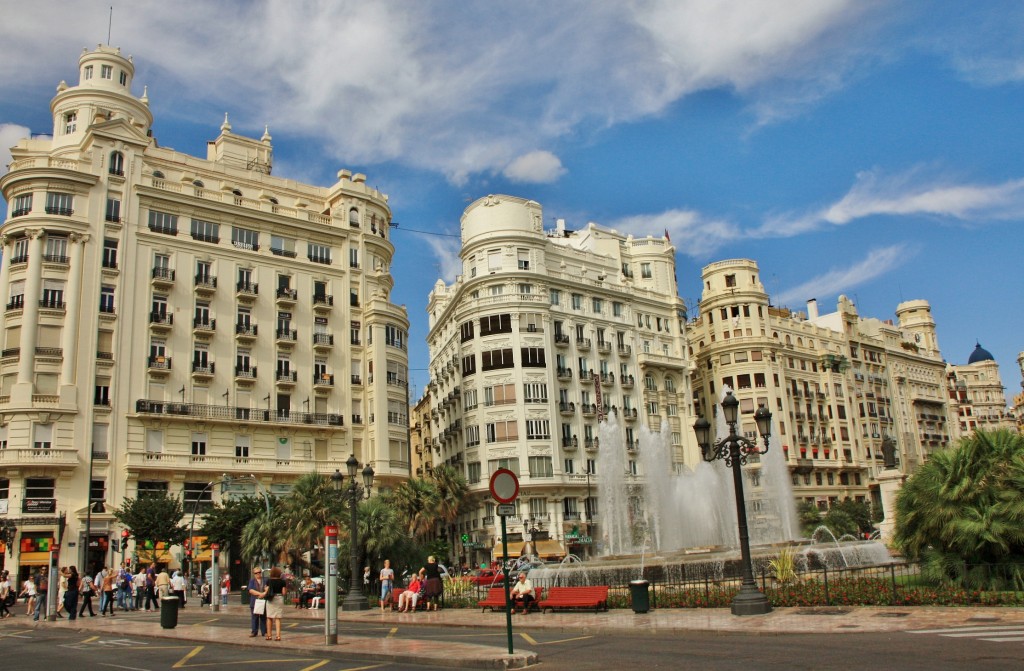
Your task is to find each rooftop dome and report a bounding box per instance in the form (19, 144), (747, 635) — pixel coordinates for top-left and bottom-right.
(968, 342), (995, 364)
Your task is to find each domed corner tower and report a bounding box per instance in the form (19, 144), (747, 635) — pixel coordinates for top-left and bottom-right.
(458, 195), (545, 272)
(698, 258), (769, 316)
(49, 44), (154, 151)
(895, 299), (940, 357)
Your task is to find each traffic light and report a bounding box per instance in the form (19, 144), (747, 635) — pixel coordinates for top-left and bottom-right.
(112, 539), (120, 552)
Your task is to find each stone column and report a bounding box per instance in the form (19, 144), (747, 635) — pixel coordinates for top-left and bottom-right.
(60, 233), (88, 386)
(875, 468), (904, 543)
(15, 229), (45, 388)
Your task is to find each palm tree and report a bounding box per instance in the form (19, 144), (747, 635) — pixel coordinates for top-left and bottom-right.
(389, 478), (439, 539)
(431, 464), (469, 551)
(895, 429), (1024, 588)
(280, 472), (346, 562)
(240, 509), (285, 566)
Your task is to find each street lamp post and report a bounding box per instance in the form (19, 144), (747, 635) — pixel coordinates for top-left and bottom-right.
(0, 520), (16, 572)
(692, 390), (774, 616)
(335, 454), (374, 612)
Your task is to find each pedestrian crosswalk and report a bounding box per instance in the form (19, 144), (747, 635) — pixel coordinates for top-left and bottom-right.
(908, 624), (1024, 643)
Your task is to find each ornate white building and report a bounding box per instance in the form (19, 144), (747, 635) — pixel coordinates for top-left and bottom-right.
(0, 45), (410, 579)
(945, 343), (1016, 434)
(425, 195), (695, 563)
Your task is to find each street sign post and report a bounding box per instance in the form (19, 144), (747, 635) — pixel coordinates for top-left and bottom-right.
(489, 468), (519, 655)
(325, 525), (339, 645)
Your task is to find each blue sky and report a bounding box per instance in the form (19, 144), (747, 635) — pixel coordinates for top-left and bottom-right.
(1, 1), (1022, 403)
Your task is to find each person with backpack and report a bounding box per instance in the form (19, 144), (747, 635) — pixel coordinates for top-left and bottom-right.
(78, 573), (97, 617)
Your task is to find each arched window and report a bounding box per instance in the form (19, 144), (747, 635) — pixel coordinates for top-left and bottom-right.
(664, 376), (676, 392)
(109, 151), (124, 176)
(232, 189), (243, 197)
(192, 179), (205, 188)
(152, 170), (165, 179)
(644, 374), (656, 391)
(349, 208), (360, 228)
(797, 337), (804, 347)
(268, 197), (279, 205)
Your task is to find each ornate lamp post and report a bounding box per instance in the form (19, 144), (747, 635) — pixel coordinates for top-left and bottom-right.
(336, 454), (374, 611)
(0, 520), (16, 571)
(692, 390), (774, 616)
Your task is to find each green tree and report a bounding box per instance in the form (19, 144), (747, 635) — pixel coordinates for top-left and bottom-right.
(280, 472), (347, 561)
(240, 508), (286, 567)
(820, 508), (858, 538)
(389, 478), (440, 539)
(199, 495), (272, 555)
(828, 498), (874, 536)
(895, 429), (1024, 588)
(114, 491), (189, 559)
(431, 464), (469, 550)
(797, 500), (823, 537)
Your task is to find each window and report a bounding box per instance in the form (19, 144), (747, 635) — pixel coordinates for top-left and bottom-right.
(479, 314), (512, 335)
(460, 321), (475, 342)
(26, 477), (55, 499)
(725, 274), (737, 288)
(517, 249), (530, 270)
(489, 285), (503, 296)
(41, 280), (64, 307)
(137, 481), (169, 497)
(83, 65), (93, 80)
(571, 293), (583, 310)
(485, 384), (516, 406)
(486, 421), (518, 443)
(44, 235), (68, 262)
(518, 283), (532, 295)
(487, 457), (520, 476)
(191, 218), (219, 243)
(349, 246), (359, 268)
(528, 456), (553, 476)
(231, 226), (259, 251)
(11, 193), (31, 217)
(550, 289), (561, 306)
(183, 482), (213, 513)
(64, 111), (77, 134)
(101, 64), (112, 79)
(461, 354), (476, 376)
(487, 250), (501, 271)
(119, 70), (128, 86)
(523, 382), (547, 403)
(99, 285), (115, 313)
(526, 420), (550, 440)
(148, 210), (178, 235)
(521, 347), (546, 368)
(350, 321), (361, 345)
(105, 196), (121, 222)
(191, 432), (207, 457)
(235, 435), (250, 459)
(45, 191), (73, 216)
(467, 462), (482, 483)
(465, 425), (481, 446)
(385, 324), (406, 349)
(613, 301), (623, 317)
(270, 235), (296, 257)
(109, 151), (124, 176)
(641, 262), (652, 279)
(308, 242), (332, 264)
(33, 424), (53, 449)
(348, 208), (360, 228)
(592, 297), (603, 313)
(482, 348), (514, 371)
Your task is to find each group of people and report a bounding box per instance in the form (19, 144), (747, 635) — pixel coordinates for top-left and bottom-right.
(247, 566), (287, 640)
(379, 556), (445, 612)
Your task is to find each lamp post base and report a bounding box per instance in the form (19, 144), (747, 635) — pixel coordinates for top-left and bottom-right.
(730, 585), (772, 616)
(341, 588), (369, 611)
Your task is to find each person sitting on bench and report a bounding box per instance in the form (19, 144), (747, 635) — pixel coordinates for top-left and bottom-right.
(510, 573), (535, 614)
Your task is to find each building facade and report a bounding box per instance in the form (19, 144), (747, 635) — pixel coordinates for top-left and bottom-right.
(687, 261), (955, 514)
(425, 195), (694, 564)
(0, 45), (410, 579)
(945, 344), (1016, 435)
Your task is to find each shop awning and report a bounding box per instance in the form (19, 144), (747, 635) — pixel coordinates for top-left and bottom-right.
(532, 539), (565, 559)
(18, 553), (51, 566)
(492, 542), (523, 560)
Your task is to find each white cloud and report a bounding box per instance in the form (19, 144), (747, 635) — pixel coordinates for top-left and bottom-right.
(610, 208), (742, 257)
(0, 123), (31, 174)
(760, 168), (1024, 237)
(502, 151), (566, 184)
(0, 1), (883, 183)
(774, 244), (911, 307)
(422, 234), (462, 284)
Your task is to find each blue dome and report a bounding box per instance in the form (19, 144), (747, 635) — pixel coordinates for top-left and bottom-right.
(968, 342), (995, 364)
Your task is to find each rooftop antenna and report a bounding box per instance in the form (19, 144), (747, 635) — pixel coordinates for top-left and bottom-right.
(107, 6), (113, 45)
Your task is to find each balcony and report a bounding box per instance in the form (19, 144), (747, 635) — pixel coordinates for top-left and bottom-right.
(562, 436), (579, 451)
(149, 312), (173, 331)
(276, 287), (298, 306)
(151, 267), (175, 287)
(554, 333), (570, 347)
(600, 372), (614, 386)
(235, 281), (259, 301)
(314, 373), (335, 390)
(581, 403), (597, 417)
(617, 344), (632, 356)
(275, 328), (298, 346)
(42, 254), (69, 265)
(234, 366), (258, 383)
(626, 439), (639, 453)
(134, 399), (345, 431)
(147, 356), (172, 375)
(39, 298), (65, 311)
(235, 323), (258, 341)
(5, 296), (24, 311)
(556, 367), (572, 381)
(193, 318), (216, 337)
(584, 438), (599, 452)
(192, 362), (215, 379)
(576, 337), (592, 351)
(312, 294), (334, 314)
(622, 407), (638, 421)
(313, 332), (334, 350)
(559, 401), (576, 416)
(350, 374), (362, 385)
(194, 273), (217, 295)
(597, 340), (612, 354)
(276, 370), (298, 387)
(270, 247), (297, 258)
(0, 447), (79, 467)
(620, 374), (635, 389)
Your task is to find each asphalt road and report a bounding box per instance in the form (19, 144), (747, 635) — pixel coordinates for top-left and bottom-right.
(2, 610), (1022, 670)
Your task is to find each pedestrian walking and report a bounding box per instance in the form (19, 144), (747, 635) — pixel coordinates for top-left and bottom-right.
(78, 574), (96, 617)
(64, 566), (80, 621)
(247, 567), (267, 638)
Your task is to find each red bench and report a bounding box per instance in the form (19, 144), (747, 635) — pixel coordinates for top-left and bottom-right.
(538, 586), (609, 613)
(477, 586), (544, 613)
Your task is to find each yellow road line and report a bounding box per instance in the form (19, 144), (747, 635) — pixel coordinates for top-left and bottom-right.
(80, 635), (101, 644)
(191, 618), (219, 625)
(337, 665), (386, 671)
(386, 627), (398, 638)
(537, 635), (595, 645)
(172, 645), (204, 668)
(178, 660), (318, 668)
(286, 622), (299, 628)
(296, 662), (331, 671)
(520, 632), (538, 645)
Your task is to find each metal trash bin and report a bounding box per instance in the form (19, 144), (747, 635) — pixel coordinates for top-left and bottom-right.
(160, 596), (179, 628)
(629, 580), (650, 614)
(240, 589), (250, 605)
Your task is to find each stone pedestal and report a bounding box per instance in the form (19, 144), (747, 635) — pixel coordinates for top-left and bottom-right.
(875, 468), (905, 543)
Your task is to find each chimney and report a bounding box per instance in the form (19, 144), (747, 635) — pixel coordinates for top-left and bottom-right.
(556, 218), (566, 236)
(807, 298), (819, 320)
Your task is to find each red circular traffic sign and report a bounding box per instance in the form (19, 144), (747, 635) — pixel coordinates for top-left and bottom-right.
(489, 468), (519, 504)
